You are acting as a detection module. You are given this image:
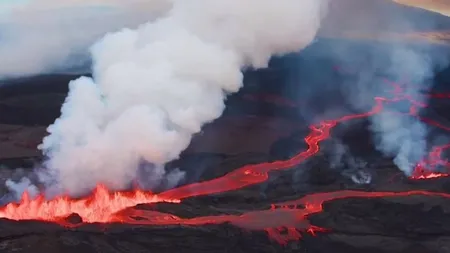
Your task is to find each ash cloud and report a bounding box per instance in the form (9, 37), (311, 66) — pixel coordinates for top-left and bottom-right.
(30, 0), (329, 197)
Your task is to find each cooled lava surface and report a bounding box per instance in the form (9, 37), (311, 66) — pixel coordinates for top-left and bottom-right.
(1, 65), (450, 253)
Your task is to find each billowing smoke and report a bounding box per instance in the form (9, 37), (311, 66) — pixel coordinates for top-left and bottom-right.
(362, 46), (447, 176)
(316, 0), (450, 176)
(30, 0), (329, 197)
(370, 102), (428, 175)
(0, 0), (173, 79)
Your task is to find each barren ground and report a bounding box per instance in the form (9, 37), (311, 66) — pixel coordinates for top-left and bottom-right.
(1, 1), (450, 252)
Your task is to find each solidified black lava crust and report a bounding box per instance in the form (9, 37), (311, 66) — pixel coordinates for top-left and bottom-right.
(3, 9), (450, 251)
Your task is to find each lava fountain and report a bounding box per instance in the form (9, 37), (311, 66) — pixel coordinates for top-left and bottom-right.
(1, 72), (450, 245)
(2, 74), (450, 223)
(0, 184), (179, 223)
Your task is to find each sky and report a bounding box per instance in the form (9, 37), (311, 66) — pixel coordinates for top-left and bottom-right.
(394, 0), (450, 17)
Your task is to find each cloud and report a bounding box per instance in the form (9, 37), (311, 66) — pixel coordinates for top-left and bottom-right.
(0, 0), (173, 79)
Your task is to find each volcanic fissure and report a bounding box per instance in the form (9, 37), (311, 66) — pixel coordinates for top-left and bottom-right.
(1, 70), (450, 245)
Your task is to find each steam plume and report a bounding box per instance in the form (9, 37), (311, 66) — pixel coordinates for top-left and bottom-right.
(319, 0), (450, 176)
(369, 47), (448, 175)
(0, 0), (173, 79)
(37, 0), (328, 196)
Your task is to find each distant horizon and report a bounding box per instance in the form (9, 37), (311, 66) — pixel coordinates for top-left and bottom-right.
(394, 0), (450, 17)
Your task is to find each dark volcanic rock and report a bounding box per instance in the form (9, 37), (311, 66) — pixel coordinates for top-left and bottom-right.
(64, 213), (83, 225)
(2, 195), (450, 253)
(310, 196), (450, 237)
(269, 133), (307, 161)
(2, 4), (450, 252)
(0, 223), (283, 253)
(200, 152), (269, 180)
(134, 201), (244, 218)
(300, 233), (446, 253)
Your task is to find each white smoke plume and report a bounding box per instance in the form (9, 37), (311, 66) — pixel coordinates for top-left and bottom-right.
(0, 0), (173, 79)
(318, 0), (450, 176)
(367, 46), (448, 176)
(36, 0), (329, 196)
(370, 105), (428, 175)
(5, 177), (39, 200)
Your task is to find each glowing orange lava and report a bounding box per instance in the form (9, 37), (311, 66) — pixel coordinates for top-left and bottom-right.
(1, 67), (450, 245)
(410, 144), (450, 179)
(0, 184), (179, 223)
(112, 190), (450, 245)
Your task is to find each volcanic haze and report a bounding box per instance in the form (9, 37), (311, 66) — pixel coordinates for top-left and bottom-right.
(394, 0), (450, 16)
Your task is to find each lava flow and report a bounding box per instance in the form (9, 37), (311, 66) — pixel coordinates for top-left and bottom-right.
(2, 70), (450, 245)
(411, 143), (450, 179)
(112, 190), (450, 245)
(0, 185), (179, 223)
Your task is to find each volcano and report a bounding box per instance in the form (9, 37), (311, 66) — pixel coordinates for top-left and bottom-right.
(3, 49), (450, 252)
(3, 1), (450, 253)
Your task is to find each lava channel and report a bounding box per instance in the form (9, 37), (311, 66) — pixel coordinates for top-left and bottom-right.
(1, 72), (450, 245)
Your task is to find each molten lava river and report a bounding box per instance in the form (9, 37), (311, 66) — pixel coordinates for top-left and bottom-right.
(1, 72), (450, 245)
